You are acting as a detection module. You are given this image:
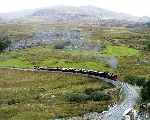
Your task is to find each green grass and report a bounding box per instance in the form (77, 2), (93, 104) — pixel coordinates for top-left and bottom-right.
(0, 45), (141, 74)
(0, 47), (110, 71)
(116, 55), (150, 80)
(101, 45), (139, 57)
(88, 27), (150, 50)
(0, 68), (118, 120)
(0, 59), (32, 68)
(41, 58), (109, 71)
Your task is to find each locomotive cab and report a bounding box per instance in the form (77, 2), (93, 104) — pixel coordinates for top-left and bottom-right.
(111, 75), (118, 81)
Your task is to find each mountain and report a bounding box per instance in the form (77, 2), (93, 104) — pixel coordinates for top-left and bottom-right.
(138, 16), (150, 23)
(31, 6), (143, 22)
(0, 9), (37, 20)
(1, 6), (150, 25)
(0, 17), (4, 23)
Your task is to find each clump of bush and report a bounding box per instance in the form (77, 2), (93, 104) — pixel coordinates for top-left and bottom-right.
(84, 88), (97, 95)
(7, 99), (20, 105)
(65, 88), (111, 103)
(124, 75), (150, 102)
(65, 93), (89, 102)
(141, 79), (150, 102)
(53, 40), (71, 49)
(144, 40), (150, 51)
(84, 88), (111, 101)
(124, 75), (146, 86)
(0, 35), (11, 52)
(89, 91), (111, 101)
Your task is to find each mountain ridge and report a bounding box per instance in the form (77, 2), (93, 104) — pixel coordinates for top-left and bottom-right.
(0, 6), (150, 24)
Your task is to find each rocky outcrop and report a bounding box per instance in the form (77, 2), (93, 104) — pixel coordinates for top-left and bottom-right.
(7, 30), (101, 51)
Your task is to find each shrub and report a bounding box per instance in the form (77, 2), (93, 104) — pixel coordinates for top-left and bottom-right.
(124, 75), (146, 86)
(53, 41), (71, 49)
(146, 43), (150, 50)
(141, 79), (150, 102)
(90, 91), (111, 101)
(8, 99), (17, 105)
(0, 35), (11, 52)
(65, 93), (89, 102)
(84, 88), (96, 95)
(90, 91), (103, 101)
(144, 40), (150, 51)
(66, 90), (111, 103)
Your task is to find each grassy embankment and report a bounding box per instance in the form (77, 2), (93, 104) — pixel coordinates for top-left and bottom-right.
(0, 68), (119, 120)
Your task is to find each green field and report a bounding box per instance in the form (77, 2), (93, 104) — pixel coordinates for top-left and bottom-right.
(0, 47), (110, 71)
(101, 45), (139, 57)
(0, 68), (118, 120)
(0, 44), (140, 70)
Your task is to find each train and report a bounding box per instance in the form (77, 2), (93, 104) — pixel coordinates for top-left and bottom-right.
(33, 66), (118, 81)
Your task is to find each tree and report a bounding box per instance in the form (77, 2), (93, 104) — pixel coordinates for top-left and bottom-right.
(0, 35), (11, 52)
(124, 75), (146, 86)
(144, 40), (150, 51)
(145, 42), (150, 50)
(141, 79), (150, 102)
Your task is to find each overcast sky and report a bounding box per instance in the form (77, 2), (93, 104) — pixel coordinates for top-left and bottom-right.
(0, 0), (149, 17)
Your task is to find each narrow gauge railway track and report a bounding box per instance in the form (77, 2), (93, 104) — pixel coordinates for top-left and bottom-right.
(0, 67), (139, 120)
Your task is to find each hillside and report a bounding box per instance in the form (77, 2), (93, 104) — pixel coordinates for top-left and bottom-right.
(32, 6), (139, 21)
(1, 6), (150, 26)
(0, 17), (3, 22)
(30, 6), (149, 26)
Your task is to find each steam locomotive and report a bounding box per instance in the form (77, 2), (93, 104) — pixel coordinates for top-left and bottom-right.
(33, 66), (118, 81)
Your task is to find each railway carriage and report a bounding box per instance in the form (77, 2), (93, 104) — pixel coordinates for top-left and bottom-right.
(33, 66), (118, 81)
